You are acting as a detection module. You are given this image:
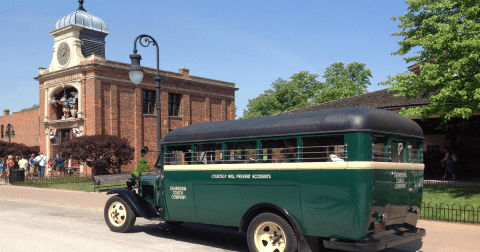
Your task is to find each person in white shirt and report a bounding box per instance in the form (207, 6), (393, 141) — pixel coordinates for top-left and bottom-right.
(18, 157), (29, 177)
(34, 152), (47, 178)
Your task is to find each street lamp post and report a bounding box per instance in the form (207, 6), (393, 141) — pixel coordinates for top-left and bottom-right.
(128, 34), (161, 159)
(5, 124), (15, 143)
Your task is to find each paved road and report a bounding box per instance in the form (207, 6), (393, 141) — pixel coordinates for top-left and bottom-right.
(1, 185), (478, 252)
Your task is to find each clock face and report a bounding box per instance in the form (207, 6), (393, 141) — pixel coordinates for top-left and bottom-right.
(57, 42), (71, 66)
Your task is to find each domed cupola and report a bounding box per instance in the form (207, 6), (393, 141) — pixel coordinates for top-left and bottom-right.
(49, 0), (108, 65)
(54, 0), (108, 33)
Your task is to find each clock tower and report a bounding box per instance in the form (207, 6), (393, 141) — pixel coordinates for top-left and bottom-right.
(48, 0), (108, 72)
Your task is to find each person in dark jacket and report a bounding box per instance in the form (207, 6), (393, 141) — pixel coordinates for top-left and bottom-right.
(54, 154), (66, 176)
(440, 148), (456, 180)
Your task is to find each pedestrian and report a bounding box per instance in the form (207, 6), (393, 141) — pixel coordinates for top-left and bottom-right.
(28, 154), (36, 179)
(440, 148), (456, 180)
(54, 154), (66, 176)
(0, 158), (5, 180)
(46, 159), (53, 178)
(6, 155), (15, 178)
(15, 156), (20, 169)
(34, 152), (47, 178)
(18, 156), (29, 178)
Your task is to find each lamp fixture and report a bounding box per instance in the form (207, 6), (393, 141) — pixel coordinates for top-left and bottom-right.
(129, 53), (144, 84)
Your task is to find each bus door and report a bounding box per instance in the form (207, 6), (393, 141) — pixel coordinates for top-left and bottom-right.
(372, 140), (410, 224)
(163, 145), (198, 222)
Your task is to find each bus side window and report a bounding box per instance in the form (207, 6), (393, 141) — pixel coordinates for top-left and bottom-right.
(225, 141), (256, 163)
(373, 135), (389, 162)
(195, 143), (222, 164)
(391, 141), (407, 163)
(165, 145), (192, 165)
(408, 141), (423, 163)
(261, 138), (297, 163)
(302, 136), (345, 162)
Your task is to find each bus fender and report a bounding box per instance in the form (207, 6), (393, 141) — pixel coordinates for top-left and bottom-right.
(239, 203), (310, 251)
(106, 189), (162, 220)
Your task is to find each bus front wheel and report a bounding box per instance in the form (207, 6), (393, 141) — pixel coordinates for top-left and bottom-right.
(104, 196), (136, 233)
(247, 213), (298, 252)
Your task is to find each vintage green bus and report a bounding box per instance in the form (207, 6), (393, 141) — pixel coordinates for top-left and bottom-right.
(104, 107), (426, 252)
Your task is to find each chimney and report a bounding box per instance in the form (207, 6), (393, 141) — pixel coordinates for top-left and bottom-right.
(4, 109), (10, 116)
(179, 67), (190, 78)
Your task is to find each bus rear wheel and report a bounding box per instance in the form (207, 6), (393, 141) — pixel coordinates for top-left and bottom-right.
(104, 196), (136, 233)
(247, 213), (298, 252)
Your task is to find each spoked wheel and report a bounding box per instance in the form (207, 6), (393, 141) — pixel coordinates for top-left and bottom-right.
(104, 196), (136, 233)
(247, 213), (298, 252)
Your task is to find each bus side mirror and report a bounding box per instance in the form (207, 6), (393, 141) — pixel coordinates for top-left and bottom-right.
(141, 146), (149, 156)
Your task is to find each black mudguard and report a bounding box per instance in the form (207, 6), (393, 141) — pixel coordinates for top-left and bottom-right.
(107, 189), (162, 220)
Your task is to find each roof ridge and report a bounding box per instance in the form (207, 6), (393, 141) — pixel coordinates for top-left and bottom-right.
(278, 89), (389, 115)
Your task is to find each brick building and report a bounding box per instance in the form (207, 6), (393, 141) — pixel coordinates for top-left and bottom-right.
(0, 109), (41, 147)
(2, 1), (237, 174)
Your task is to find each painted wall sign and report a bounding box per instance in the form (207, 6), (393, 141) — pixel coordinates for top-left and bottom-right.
(170, 186), (187, 200)
(211, 174), (272, 180)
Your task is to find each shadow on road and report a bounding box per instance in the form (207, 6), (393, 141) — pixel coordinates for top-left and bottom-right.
(126, 220), (424, 252)
(391, 238), (423, 252)
(132, 221), (249, 251)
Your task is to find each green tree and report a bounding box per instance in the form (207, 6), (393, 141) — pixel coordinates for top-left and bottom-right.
(242, 71), (321, 118)
(58, 134), (135, 175)
(315, 62), (372, 104)
(20, 104), (39, 112)
(242, 63), (372, 118)
(380, 0), (480, 123)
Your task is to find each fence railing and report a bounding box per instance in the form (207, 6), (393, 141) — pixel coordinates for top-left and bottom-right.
(424, 179), (480, 189)
(421, 202), (480, 224)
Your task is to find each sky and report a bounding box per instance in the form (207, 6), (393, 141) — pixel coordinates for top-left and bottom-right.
(0, 0), (413, 118)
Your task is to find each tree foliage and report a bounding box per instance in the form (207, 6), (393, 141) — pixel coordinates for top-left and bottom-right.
(242, 71), (321, 118)
(242, 62), (372, 118)
(315, 62), (372, 104)
(58, 134), (135, 175)
(131, 157), (150, 178)
(380, 0), (480, 122)
(20, 104), (39, 112)
(0, 141), (39, 159)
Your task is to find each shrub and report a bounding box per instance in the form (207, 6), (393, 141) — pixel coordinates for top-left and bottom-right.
(131, 157), (150, 178)
(58, 134), (135, 175)
(0, 141), (39, 159)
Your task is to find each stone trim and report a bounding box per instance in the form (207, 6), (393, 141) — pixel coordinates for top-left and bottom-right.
(80, 63), (237, 90)
(84, 75), (236, 100)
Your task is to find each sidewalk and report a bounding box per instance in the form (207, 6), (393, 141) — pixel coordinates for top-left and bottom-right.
(415, 220), (480, 252)
(1, 185), (479, 251)
(0, 184), (111, 212)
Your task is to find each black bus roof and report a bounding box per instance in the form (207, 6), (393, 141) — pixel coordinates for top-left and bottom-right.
(160, 107), (423, 145)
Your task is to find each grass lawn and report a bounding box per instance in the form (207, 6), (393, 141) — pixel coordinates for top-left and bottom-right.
(421, 186), (480, 223)
(423, 186), (480, 207)
(14, 176), (127, 193)
(43, 182), (127, 192)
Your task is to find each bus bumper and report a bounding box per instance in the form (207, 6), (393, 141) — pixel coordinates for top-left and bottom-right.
(323, 228), (426, 251)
